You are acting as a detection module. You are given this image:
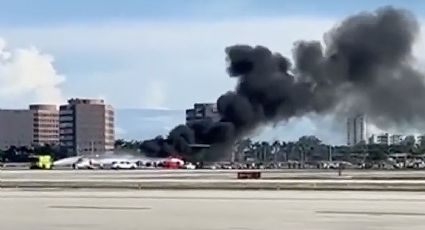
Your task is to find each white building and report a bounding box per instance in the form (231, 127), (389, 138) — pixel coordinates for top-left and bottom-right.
(390, 134), (404, 145)
(369, 133), (391, 145)
(347, 114), (367, 146)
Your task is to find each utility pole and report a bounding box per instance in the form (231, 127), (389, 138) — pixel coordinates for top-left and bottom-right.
(299, 146), (305, 169)
(329, 146), (333, 162)
(91, 141), (94, 155)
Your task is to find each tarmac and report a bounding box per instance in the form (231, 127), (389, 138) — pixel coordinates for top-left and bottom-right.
(2, 169), (425, 191)
(1, 189), (425, 230)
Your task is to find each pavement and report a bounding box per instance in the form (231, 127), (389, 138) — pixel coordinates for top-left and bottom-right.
(3, 169), (425, 191)
(4, 169), (425, 179)
(1, 189), (425, 230)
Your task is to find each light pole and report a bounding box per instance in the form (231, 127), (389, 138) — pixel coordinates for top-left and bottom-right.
(91, 141), (94, 155)
(329, 146), (333, 162)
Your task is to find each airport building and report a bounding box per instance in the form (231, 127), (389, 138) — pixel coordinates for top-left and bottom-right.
(0, 104), (59, 150)
(390, 134), (404, 145)
(369, 133), (409, 145)
(369, 133), (391, 145)
(347, 114), (367, 146)
(59, 98), (115, 155)
(0, 109), (33, 150)
(186, 103), (221, 125)
(30, 104), (60, 146)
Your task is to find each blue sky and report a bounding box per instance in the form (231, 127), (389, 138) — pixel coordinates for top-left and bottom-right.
(1, 0), (423, 108)
(1, 0), (424, 25)
(0, 0), (424, 143)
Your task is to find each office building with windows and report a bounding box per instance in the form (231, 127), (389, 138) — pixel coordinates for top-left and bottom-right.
(185, 103), (221, 125)
(347, 114), (367, 146)
(59, 98), (114, 155)
(30, 104), (59, 146)
(0, 104), (59, 150)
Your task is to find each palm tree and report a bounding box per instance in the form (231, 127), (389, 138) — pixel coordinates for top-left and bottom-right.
(271, 140), (282, 162)
(252, 142), (261, 161)
(261, 141), (273, 162)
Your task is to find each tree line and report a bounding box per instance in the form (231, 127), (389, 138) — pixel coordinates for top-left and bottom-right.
(2, 135), (425, 163)
(116, 135), (425, 163)
(0, 145), (69, 163)
(233, 135), (425, 163)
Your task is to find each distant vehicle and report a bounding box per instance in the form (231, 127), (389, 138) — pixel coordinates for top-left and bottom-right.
(162, 157), (184, 169)
(220, 163), (234, 169)
(416, 161), (425, 169)
(111, 161), (138, 170)
(392, 162), (405, 169)
(321, 161), (341, 169)
(73, 158), (97, 169)
(183, 162), (196, 170)
(29, 155), (53, 169)
(406, 159), (425, 169)
(265, 163), (278, 169)
(203, 164), (218, 170)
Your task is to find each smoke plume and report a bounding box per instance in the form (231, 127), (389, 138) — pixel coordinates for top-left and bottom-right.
(141, 6), (425, 160)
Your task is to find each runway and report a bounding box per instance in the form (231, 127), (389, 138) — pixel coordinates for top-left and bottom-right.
(3, 169), (425, 191)
(1, 189), (425, 230)
(4, 169), (425, 180)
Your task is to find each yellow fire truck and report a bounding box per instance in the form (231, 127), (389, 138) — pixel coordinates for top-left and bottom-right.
(29, 155), (53, 169)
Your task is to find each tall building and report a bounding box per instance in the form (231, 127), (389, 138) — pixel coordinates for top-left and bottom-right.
(0, 109), (33, 150)
(0, 104), (59, 150)
(30, 104), (59, 146)
(60, 98), (114, 155)
(186, 103), (220, 125)
(347, 114), (367, 146)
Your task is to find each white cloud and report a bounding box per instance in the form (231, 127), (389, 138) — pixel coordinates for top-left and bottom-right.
(0, 38), (64, 107)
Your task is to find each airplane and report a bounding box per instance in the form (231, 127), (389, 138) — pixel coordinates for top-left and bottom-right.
(53, 153), (186, 169)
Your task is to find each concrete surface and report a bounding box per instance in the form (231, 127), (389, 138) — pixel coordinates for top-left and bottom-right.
(1, 189), (425, 230)
(3, 178), (425, 191)
(2, 170), (425, 191)
(4, 169), (425, 180)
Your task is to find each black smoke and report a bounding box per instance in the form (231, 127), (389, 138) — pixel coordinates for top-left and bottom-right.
(141, 6), (425, 160)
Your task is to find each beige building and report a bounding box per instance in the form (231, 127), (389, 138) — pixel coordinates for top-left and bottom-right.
(30, 104), (59, 146)
(0, 109), (33, 150)
(347, 114), (367, 146)
(60, 98), (114, 155)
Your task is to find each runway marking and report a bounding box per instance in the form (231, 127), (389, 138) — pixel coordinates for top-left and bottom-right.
(228, 227), (255, 230)
(4, 196), (425, 202)
(49, 205), (151, 210)
(317, 210), (425, 217)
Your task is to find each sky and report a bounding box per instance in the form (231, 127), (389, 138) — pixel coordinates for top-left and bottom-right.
(1, 0), (425, 144)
